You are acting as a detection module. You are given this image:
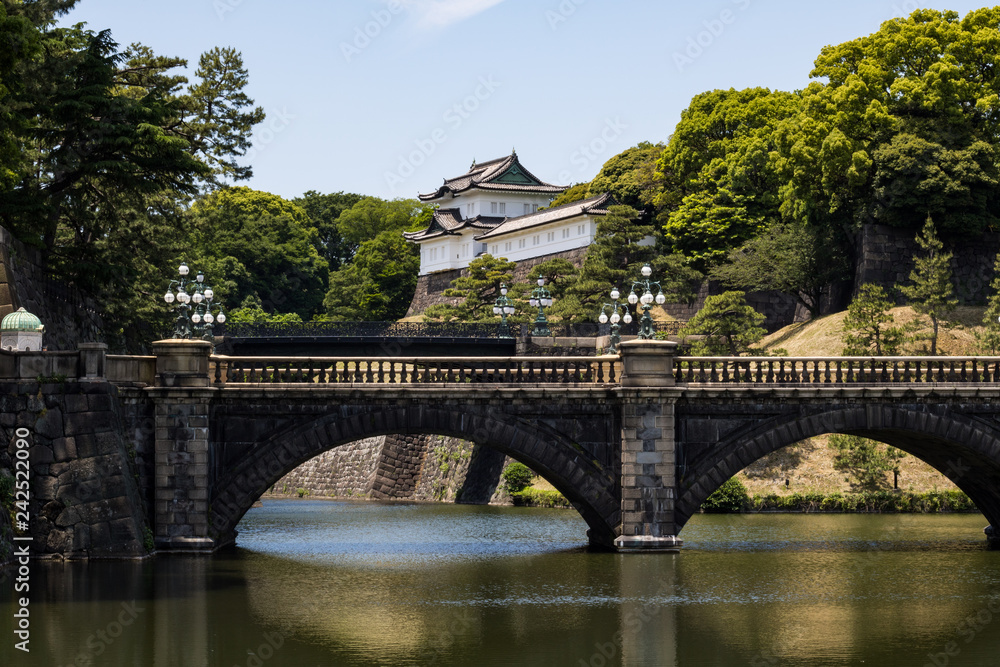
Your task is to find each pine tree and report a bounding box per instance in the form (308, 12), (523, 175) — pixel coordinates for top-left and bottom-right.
(423, 254), (517, 322)
(679, 291), (766, 355)
(841, 284), (905, 356)
(899, 216), (957, 355)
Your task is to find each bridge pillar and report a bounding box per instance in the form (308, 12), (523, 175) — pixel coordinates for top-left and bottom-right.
(615, 339), (683, 552)
(150, 340), (216, 553)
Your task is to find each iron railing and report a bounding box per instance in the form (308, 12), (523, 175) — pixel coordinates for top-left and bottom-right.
(674, 357), (1000, 384)
(225, 321), (512, 339)
(521, 321), (686, 338)
(210, 355), (622, 385)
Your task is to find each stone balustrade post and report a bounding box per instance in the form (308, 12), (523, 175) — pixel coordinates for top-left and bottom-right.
(77, 342), (107, 381)
(150, 339), (216, 552)
(615, 339), (683, 552)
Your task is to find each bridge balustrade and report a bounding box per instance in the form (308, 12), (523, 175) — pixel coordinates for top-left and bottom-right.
(210, 355), (623, 386)
(674, 357), (1000, 384)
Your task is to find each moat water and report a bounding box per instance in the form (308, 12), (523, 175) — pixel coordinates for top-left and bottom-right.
(2, 501), (999, 666)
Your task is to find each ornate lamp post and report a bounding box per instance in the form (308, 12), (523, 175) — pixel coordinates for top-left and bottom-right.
(597, 287), (632, 354)
(163, 262), (226, 343)
(528, 276), (554, 337)
(492, 283), (516, 338)
(624, 263), (666, 339)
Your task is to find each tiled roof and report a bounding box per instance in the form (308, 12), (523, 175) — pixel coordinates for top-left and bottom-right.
(474, 193), (616, 241)
(403, 209), (505, 242)
(418, 151), (565, 201)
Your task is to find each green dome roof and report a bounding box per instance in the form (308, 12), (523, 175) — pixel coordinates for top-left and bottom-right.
(1, 307), (43, 332)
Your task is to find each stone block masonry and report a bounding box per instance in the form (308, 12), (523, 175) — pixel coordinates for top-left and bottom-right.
(1, 380), (151, 559)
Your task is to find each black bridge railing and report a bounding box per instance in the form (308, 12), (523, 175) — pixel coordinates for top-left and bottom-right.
(675, 357), (1000, 384)
(223, 320), (687, 339)
(211, 355), (622, 385)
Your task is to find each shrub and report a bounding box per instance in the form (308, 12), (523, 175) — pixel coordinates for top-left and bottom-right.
(702, 476), (750, 512)
(510, 488), (571, 508)
(501, 462), (534, 494)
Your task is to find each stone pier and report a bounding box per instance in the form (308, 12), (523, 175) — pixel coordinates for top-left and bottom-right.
(615, 339), (682, 552)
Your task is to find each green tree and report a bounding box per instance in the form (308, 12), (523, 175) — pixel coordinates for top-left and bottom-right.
(975, 252), (1000, 354)
(898, 216), (956, 355)
(293, 190), (364, 271)
(322, 231), (419, 321)
(841, 284), (905, 356)
(547, 183), (589, 208)
(679, 291), (766, 355)
(710, 222), (849, 318)
(829, 435), (906, 491)
(587, 141), (665, 211)
(423, 254), (517, 322)
(337, 196), (430, 245)
(566, 205), (653, 318)
(501, 462), (534, 494)
(775, 8), (1000, 246)
(701, 476), (749, 512)
(227, 295), (302, 324)
(180, 46), (265, 185)
(189, 187), (328, 319)
(657, 88), (800, 269)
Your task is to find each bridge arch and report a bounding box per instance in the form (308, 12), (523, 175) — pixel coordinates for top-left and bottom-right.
(208, 404), (621, 549)
(676, 404), (1000, 534)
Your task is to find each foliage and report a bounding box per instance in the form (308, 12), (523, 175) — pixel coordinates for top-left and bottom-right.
(336, 196), (431, 245)
(701, 476), (750, 512)
(322, 231), (420, 321)
(293, 190), (363, 271)
(188, 187), (328, 320)
(0, 3), (265, 350)
(561, 205), (654, 319)
(898, 216), (957, 355)
(226, 295), (303, 324)
(587, 141), (665, 211)
(829, 435), (906, 491)
(841, 284), (906, 356)
(976, 252), (1000, 354)
(547, 183), (590, 208)
(748, 490), (975, 513)
(774, 8), (1000, 241)
(423, 254), (517, 322)
(680, 291), (766, 355)
(710, 222), (849, 318)
(510, 488), (571, 508)
(657, 88), (800, 269)
(501, 462), (534, 494)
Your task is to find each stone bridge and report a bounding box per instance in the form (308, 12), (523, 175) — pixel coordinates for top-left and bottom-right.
(8, 341), (1000, 554)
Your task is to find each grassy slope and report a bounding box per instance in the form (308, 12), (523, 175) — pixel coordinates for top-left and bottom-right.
(745, 305), (990, 497)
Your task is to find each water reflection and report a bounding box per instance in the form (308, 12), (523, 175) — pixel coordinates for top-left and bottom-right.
(2, 502), (999, 666)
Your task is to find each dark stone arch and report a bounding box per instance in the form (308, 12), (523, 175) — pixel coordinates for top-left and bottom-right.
(676, 404), (1000, 535)
(208, 404), (621, 549)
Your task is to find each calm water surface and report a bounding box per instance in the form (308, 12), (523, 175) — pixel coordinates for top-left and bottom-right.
(3, 501), (1000, 666)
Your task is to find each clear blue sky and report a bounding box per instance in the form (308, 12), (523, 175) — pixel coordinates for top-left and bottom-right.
(64, 0), (993, 202)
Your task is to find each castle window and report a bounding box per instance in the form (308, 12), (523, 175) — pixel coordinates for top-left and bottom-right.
(547, 232), (555, 242)
(533, 235), (540, 245)
(524, 204), (530, 216)
(562, 228), (570, 239)
(504, 242), (511, 252)
(499, 202), (506, 215)
(519, 238), (526, 249)
(491, 202), (498, 214)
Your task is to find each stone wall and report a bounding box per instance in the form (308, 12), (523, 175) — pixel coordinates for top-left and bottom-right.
(371, 434), (429, 499)
(265, 433), (515, 506)
(0, 380), (151, 559)
(856, 223), (1000, 304)
(268, 436), (385, 499)
(406, 247), (589, 316)
(0, 226), (104, 351)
